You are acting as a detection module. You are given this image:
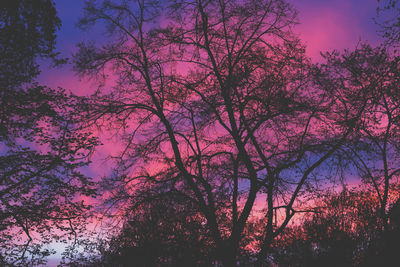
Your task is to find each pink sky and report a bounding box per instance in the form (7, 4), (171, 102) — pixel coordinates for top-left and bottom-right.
(38, 0), (382, 90)
(36, 0), (383, 179)
(291, 0), (381, 59)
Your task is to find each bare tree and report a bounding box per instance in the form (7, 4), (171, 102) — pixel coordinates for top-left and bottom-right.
(74, 0), (364, 265)
(319, 44), (400, 229)
(376, 0), (400, 45)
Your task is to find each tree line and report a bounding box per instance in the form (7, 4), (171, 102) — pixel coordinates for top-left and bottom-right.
(1, 0), (400, 266)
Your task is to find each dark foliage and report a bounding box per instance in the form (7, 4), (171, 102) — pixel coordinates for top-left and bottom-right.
(98, 195), (215, 266)
(271, 188), (400, 267)
(0, 0), (61, 87)
(0, 0), (98, 265)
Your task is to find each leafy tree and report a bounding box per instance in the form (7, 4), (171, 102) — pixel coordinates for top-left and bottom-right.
(74, 0), (365, 265)
(98, 194), (215, 266)
(0, 0), (98, 265)
(0, 0), (61, 88)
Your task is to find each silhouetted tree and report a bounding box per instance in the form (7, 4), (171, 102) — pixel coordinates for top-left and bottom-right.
(377, 0), (400, 45)
(73, 0), (365, 265)
(0, 0), (61, 88)
(97, 194), (215, 266)
(271, 188), (385, 266)
(319, 44), (400, 229)
(0, 1), (98, 265)
(360, 190), (400, 266)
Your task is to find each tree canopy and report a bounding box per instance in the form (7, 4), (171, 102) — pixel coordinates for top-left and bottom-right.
(72, 0), (378, 265)
(0, 1), (97, 265)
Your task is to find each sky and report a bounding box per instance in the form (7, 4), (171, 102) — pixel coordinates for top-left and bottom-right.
(293, 0), (381, 56)
(38, 0), (383, 176)
(38, 0), (382, 91)
(38, 1), (383, 264)
(40, 0), (383, 215)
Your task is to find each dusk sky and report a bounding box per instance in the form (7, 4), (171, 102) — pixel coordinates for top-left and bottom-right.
(34, 0), (386, 211)
(36, 0), (384, 182)
(38, 0), (382, 92)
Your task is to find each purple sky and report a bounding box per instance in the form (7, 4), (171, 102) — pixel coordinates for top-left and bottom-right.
(292, 0), (381, 58)
(36, 0), (384, 180)
(38, 0), (382, 91)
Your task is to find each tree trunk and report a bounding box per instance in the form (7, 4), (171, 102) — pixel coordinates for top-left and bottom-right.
(218, 242), (237, 267)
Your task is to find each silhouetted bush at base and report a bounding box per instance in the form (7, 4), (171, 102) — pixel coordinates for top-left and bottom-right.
(98, 196), (217, 267)
(270, 191), (400, 267)
(360, 230), (400, 267)
(359, 200), (400, 267)
(92, 189), (400, 266)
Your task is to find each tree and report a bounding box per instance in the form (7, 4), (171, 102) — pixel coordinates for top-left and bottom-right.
(361, 195), (400, 267)
(376, 0), (400, 45)
(0, 0), (61, 88)
(320, 44), (400, 229)
(270, 188), (387, 266)
(74, 0), (364, 265)
(0, 1), (98, 265)
(97, 194), (215, 266)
